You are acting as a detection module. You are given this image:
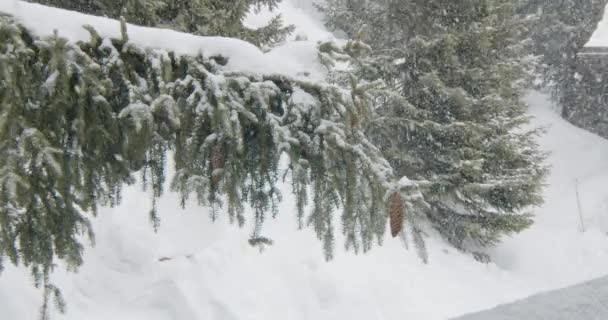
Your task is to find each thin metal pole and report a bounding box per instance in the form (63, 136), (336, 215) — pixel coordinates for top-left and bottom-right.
(575, 179), (586, 233)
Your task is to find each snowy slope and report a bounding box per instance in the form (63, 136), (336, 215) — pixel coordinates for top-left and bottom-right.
(488, 92), (608, 293)
(2, 1), (608, 320)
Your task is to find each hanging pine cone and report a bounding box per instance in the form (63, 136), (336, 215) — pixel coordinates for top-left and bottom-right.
(389, 192), (405, 238)
(211, 144), (225, 187)
(211, 144), (225, 170)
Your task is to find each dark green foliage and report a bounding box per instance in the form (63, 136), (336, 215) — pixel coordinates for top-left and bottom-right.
(566, 51), (608, 139)
(0, 16), (418, 316)
(26, 0), (162, 25)
(27, 0), (295, 47)
(319, 0), (547, 254)
(521, 0), (608, 131)
(522, 0), (607, 86)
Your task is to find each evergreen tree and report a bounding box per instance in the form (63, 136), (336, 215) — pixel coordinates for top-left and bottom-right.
(27, 0), (294, 47)
(27, 0), (163, 26)
(520, 0), (608, 134)
(0, 15), (426, 316)
(320, 0), (547, 256)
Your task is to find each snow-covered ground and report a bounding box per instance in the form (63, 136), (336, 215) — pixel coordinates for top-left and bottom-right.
(2, 1), (608, 319)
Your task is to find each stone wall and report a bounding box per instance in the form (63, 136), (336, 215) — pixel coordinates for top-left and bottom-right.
(453, 276), (608, 320)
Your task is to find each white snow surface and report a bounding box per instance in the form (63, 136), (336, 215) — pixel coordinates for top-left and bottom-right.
(2, 1), (608, 319)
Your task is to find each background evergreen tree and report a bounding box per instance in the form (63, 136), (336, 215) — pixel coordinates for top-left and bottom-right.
(520, 0), (608, 134)
(319, 0), (547, 256)
(522, 0), (607, 116)
(27, 0), (163, 25)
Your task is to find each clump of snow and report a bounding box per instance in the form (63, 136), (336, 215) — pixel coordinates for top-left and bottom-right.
(290, 87), (317, 107)
(244, 0), (334, 43)
(2, 1), (608, 320)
